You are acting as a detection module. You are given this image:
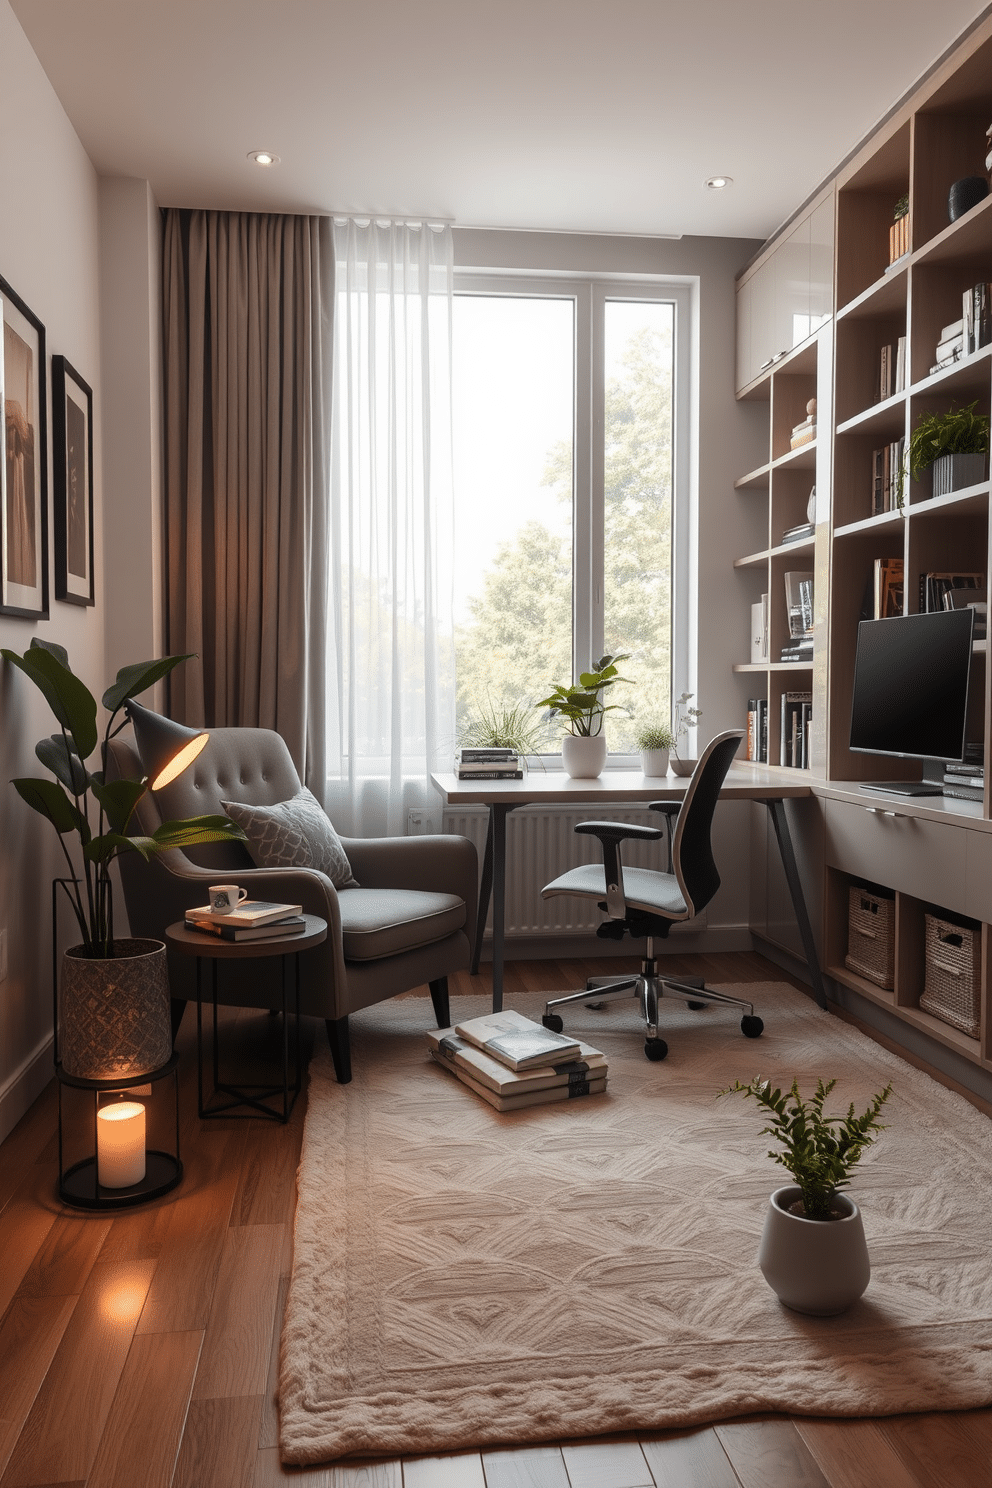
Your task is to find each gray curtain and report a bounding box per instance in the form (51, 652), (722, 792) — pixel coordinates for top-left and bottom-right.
(162, 209), (331, 784)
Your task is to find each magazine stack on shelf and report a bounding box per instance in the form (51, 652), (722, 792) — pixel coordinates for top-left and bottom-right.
(942, 762), (985, 803)
(427, 1010), (608, 1112)
(184, 900), (306, 942)
(456, 748), (523, 781)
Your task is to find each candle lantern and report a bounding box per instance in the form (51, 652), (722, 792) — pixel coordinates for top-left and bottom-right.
(97, 1100), (147, 1187)
(56, 1057), (182, 1209)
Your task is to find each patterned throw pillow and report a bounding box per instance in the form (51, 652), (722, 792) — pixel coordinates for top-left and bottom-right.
(222, 787), (359, 889)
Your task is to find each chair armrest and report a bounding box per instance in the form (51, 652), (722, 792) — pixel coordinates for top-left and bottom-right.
(575, 821), (665, 843)
(573, 821), (664, 921)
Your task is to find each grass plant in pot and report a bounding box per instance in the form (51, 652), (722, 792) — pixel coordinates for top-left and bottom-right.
(669, 692), (702, 777)
(2, 640), (246, 1080)
(635, 721), (675, 777)
(537, 654), (630, 779)
(908, 401), (989, 499)
(719, 1074), (892, 1315)
(458, 697), (550, 770)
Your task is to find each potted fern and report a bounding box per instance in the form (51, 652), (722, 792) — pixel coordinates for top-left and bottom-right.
(908, 402), (989, 497)
(2, 639), (246, 1079)
(536, 653), (631, 778)
(719, 1074), (892, 1314)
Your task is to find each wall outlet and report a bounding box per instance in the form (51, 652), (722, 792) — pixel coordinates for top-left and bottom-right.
(0, 928), (7, 981)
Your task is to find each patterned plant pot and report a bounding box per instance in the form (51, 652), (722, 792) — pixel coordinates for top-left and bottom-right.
(931, 452), (987, 498)
(60, 938), (172, 1079)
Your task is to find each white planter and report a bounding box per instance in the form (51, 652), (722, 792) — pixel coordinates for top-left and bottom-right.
(562, 734), (607, 779)
(757, 1184), (870, 1316)
(640, 748), (670, 777)
(670, 756), (696, 778)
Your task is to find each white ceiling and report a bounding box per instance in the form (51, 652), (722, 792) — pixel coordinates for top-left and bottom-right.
(11, 0), (991, 242)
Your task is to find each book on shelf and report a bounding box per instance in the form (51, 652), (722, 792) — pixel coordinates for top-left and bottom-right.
(750, 593), (769, 663)
(426, 1028), (607, 1096)
(945, 760), (984, 779)
(780, 521), (814, 545)
(779, 691), (812, 769)
(183, 913), (307, 942)
(873, 557), (904, 619)
(453, 1009), (582, 1070)
(919, 571), (985, 614)
(942, 782), (983, 802)
(888, 209), (909, 265)
(779, 640), (813, 663)
(895, 335), (907, 393)
(456, 769), (524, 780)
(746, 698), (769, 763)
(459, 748), (519, 760)
(871, 439), (905, 514)
(760, 697), (768, 762)
(185, 899), (303, 928)
(942, 589), (987, 638)
(428, 1049), (607, 1111)
(879, 343), (892, 402)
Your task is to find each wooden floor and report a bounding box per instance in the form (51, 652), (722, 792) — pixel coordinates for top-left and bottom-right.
(1, 949), (991, 1488)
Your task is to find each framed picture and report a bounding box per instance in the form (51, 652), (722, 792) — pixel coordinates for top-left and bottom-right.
(52, 356), (94, 606)
(1, 275), (48, 619)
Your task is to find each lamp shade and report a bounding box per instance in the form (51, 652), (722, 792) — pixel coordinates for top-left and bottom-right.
(125, 699), (208, 790)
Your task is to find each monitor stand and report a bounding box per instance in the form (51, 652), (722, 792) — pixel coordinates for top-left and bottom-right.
(858, 781), (944, 797)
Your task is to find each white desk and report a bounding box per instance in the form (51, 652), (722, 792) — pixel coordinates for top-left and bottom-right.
(430, 764), (823, 1012)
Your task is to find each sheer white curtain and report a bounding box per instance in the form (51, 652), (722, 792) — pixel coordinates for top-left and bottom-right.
(324, 219), (455, 836)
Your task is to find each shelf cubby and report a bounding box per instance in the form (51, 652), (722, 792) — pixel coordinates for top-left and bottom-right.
(836, 123), (911, 308)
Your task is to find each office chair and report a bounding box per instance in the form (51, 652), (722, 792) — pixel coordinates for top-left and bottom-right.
(541, 729), (764, 1060)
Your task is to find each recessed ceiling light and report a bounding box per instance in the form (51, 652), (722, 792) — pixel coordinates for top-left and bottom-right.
(249, 150), (280, 167)
(704, 175), (733, 190)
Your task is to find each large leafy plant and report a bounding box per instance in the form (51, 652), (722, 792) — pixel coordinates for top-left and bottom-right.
(536, 653), (631, 737)
(908, 401), (990, 479)
(719, 1075), (892, 1221)
(2, 639), (246, 958)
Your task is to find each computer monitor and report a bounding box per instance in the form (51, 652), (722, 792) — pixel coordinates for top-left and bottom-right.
(850, 609), (977, 795)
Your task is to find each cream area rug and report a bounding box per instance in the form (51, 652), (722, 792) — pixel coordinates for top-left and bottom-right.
(279, 982), (992, 1464)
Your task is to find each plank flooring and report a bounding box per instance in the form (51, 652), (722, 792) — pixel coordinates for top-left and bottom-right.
(1, 950), (991, 1487)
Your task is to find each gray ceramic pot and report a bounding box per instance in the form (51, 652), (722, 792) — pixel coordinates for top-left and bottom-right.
(757, 1184), (870, 1315)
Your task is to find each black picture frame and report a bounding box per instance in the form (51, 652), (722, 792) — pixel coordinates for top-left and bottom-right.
(1, 274), (48, 620)
(52, 356), (94, 606)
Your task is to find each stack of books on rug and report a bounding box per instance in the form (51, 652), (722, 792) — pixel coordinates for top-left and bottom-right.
(427, 1009), (608, 1112)
(456, 747), (523, 780)
(184, 900), (305, 941)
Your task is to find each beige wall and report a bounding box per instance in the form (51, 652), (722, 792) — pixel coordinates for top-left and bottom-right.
(0, 0), (105, 1136)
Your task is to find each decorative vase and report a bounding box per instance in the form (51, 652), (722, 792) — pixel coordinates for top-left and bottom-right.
(640, 747), (670, 777)
(757, 1184), (870, 1316)
(947, 176), (990, 222)
(670, 756), (696, 778)
(561, 734), (607, 779)
(931, 452), (987, 497)
(60, 938), (172, 1079)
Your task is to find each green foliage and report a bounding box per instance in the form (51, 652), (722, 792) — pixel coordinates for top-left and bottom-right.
(457, 697), (552, 755)
(635, 721), (675, 750)
(536, 654), (632, 737)
(893, 193), (909, 221)
(1, 641), (246, 958)
(908, 402), (990, 479)
(455, 323), (672, 750)
(719, 1075), (892, 1221)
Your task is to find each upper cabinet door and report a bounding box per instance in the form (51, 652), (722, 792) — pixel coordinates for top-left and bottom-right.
(809, 194), (835, 331)
(736, 194), (835, 393)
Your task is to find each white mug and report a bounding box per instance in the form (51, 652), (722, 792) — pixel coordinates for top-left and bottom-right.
(209, 884), (248, 914)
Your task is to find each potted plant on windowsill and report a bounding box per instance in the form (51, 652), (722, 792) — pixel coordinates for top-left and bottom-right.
(458, 698), (550, 771)
(536, 654), (631, 779)
(908, 401), (989, 498)
(635, 721), (675, 777)
(719, 1074), (892, 1315)
(1, 640), (246, 1080)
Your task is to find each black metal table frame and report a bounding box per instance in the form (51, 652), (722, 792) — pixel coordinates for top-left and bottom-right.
(196, 950), (303, 1122)
(470, 796), (828, 1013)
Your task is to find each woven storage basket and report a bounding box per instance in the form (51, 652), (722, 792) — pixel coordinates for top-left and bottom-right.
(844, 885), (895, 989)
(920, 914), (981, 1038)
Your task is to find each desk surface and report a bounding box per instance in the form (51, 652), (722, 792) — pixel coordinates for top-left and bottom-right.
(432, 761), (814, 806)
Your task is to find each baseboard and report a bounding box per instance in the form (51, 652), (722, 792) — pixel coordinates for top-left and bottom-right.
(0, 1032), (54, 1145)
(475, 925), (755, 961)
(749, 933), (815, 989)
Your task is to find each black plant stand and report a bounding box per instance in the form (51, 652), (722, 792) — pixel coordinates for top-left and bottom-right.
(56, 1055), (183, 1210)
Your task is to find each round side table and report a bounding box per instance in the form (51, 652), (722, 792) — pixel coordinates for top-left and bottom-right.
(165, 915), (327, 1122)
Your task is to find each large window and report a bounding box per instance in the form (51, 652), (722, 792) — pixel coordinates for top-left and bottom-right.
(452, 276), (690, 754)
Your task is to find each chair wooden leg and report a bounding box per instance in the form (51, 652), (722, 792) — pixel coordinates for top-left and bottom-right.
(428, 977), (450, 1029)
(326, 1016), (352, 1084)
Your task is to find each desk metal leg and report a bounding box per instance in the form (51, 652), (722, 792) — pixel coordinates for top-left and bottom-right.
(764, 797), (828, 1009)
(471, 803), (516, 1012)
(471, 812), (494, 976)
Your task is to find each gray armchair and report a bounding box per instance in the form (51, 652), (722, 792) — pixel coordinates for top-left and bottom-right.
(106, 727), (477, 1083)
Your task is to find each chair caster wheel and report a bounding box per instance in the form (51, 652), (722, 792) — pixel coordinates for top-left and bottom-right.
(543, 1014), (564, 1033)
(644, 1038), (668, 1061)
(688, 1001), (707, 1011)
(741, 1015), (764, 1038)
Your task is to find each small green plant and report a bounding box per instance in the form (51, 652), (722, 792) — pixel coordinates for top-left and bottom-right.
(718, 1075), (892, 1221)
(536, 653), (631, 737)
(893, 193), (909, 222)
(635, 721), (676, 751)
(908, 402), (990, 479)
(458, 698), (550, 755)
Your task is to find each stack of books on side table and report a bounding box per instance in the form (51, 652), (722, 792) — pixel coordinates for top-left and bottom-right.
(427, 1009), (608, 1112)
(456, 748), (523, 781)
(942, 762), (985, 803)
(184, 900), (306, 942)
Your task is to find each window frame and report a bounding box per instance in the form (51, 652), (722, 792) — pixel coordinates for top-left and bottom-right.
(453, 269), (694, 763)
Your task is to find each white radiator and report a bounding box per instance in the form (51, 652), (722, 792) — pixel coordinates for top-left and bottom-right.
(409, 805), (703, 939)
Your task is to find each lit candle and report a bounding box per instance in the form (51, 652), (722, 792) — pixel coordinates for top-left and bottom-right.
(97, 1101), (146, 1188)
